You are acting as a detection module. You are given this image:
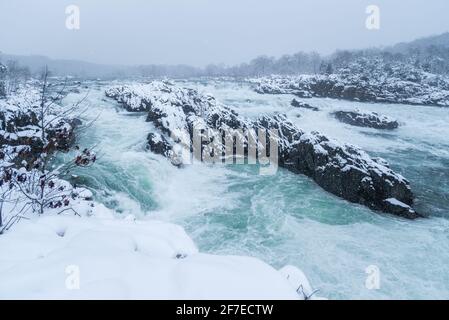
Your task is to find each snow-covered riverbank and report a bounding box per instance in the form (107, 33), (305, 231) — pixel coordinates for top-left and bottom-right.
(0, 203), (317, 299)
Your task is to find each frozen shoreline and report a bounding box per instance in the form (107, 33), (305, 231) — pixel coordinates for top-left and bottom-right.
(0, 200), (319, 299)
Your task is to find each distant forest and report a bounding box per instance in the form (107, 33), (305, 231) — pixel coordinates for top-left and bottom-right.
(1, 33), (449, 79)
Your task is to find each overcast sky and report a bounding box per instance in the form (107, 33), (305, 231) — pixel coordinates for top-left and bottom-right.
(0, 0), (448, 66)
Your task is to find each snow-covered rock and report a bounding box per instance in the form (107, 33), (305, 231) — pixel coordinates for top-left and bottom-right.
(332, 110), (399, 130)
(250, 58), (449, 107)
(0, 87), (79, 167)
(383, 198), (417, 218)
(0, 211), (313, 299)
(291, 99), (319, 111)
(1, 81), (93, 234)
(105, 82), (419, 219)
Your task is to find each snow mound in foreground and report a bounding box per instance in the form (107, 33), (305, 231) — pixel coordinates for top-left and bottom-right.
(0, 207), (319, 299)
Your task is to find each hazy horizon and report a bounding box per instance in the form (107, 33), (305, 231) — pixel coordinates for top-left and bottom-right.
(1, 0), (449, 67)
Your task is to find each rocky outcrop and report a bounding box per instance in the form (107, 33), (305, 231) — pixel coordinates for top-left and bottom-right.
(0, 88), (79, 168)
(280, 131), (417, 219)
(332, 110), (399, 130)
(146, 132), (172, 157)
(105, 82), (420, 219)
(291, 99), (319, 111)
(250, 71), (449, 107)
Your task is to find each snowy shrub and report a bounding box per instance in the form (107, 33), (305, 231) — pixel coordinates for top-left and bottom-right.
(0, 68), (95, 232)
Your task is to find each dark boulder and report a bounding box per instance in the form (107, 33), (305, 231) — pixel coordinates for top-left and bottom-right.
(146, 132), (172, 157)
(291, 99), (319, 111)
(381, 198), (420, 219)
(333, 110), (399, 130)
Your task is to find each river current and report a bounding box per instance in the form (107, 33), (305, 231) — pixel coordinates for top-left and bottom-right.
(58, 80), (449, 299)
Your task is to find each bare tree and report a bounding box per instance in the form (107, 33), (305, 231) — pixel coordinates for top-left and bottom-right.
(24, 66), (90, 162)
(1, 60), (31, 95)
(0, 146), (96, 234)
(0, 66), (96, 233)
(0, 183), (10, 231)
(0, 62), (6, 98)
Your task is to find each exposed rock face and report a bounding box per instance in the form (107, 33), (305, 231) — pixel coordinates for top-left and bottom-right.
(105, 82), (420, 219)
(146, 132), (172, 157)
(332, 110), (399, 130)
(105, 85), (153, 112)
(281, 132), (418, 219)
(291, 99), (319, 111)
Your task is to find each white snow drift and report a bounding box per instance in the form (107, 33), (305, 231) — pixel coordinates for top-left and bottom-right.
(0, 202), (320, 300)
